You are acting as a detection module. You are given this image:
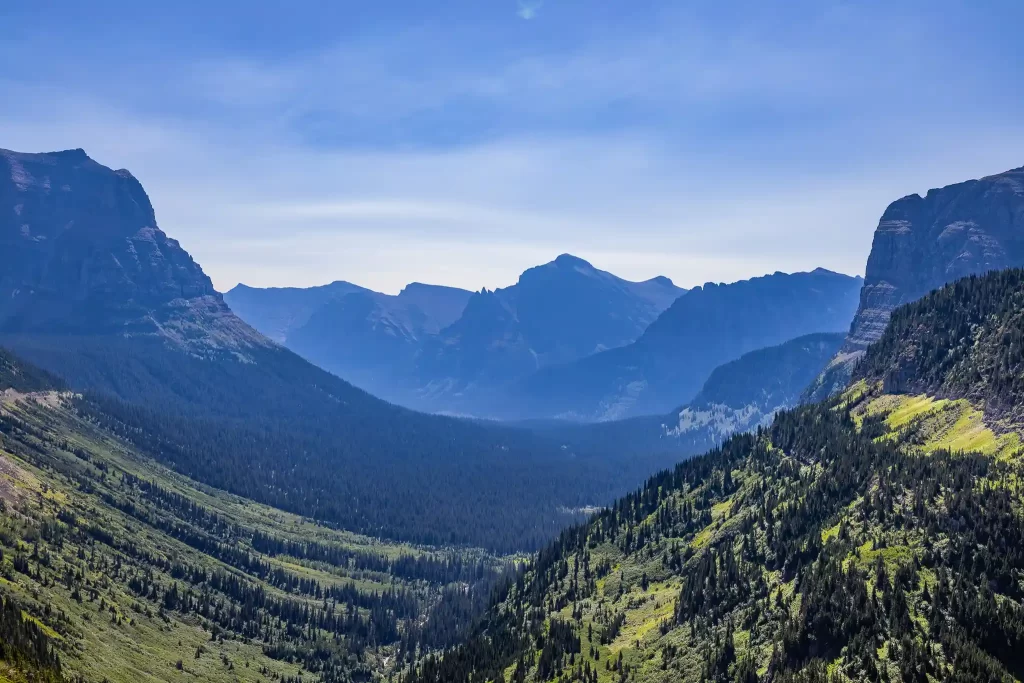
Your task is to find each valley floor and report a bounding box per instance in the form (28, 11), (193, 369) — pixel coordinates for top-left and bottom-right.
(0, 391), (506, 683)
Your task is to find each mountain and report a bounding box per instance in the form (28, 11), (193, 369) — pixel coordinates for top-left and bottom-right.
(806, 164), (1024, 401)
(663, 331), (846, 443)
(0, 348), (506, 682)
(410, 267), (1024, 683)
(0, 147), (264, 352)
(515, 268), (862, 421)
(226, 253), (684, 414)
(0, 147), (661, 553)
(223, 280), (371, 342)
(412, 254), (684, 413)
(421, 255), (683, 378)
(284, 283), (474, 402)
(527, 332), (846, 468)
(224, 280), (471, 350)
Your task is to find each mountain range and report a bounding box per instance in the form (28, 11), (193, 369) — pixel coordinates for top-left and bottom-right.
(514, 268), (862, 421)
(0, 147), (676, 552)
(227, 254), (686, 412)
(4, 143), (1024, 683)
(228, 261), (862, 421)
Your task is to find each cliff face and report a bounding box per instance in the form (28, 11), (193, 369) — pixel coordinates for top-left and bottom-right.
(0, 148), (263, 350)
(803, 165), (1024, 403)
(846, 165), (1024, 351)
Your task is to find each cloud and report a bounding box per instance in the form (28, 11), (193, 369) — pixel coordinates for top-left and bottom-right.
(517, 1), (543, 20)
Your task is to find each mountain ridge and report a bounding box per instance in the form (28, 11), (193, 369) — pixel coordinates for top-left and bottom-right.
(514, 268), (863, 421)
(228, 252), (685, 413)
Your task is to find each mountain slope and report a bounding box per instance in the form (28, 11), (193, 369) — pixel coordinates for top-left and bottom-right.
(806, 164), (1024, 401)
(0, 348), (505, 683)
(0, 147), (656, 553)
(517, 269), (862, 421)
(0, 147), (264, 351)
(411, 267), (1024, 683)
(527, 332), (846, 465)
(228, 254), (681, 415)
(417, 255), (684, 412)
(285, 283), (473, 402)
(664, 331), (846, 443)
(223, 280), (371, 343)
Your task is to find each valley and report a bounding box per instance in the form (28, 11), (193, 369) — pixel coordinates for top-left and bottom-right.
(2, 96), (1022, 683)
(0, 366), (507, 682)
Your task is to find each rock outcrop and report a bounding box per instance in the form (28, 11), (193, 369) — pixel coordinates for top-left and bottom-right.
(846, 165), (1024, 352)
(0, 147), (265, 352)
(806, 165), (1024, 402)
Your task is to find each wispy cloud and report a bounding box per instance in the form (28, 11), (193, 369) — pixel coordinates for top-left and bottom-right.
(517, 1), (543, 20)
(2, 1), (1023, 294)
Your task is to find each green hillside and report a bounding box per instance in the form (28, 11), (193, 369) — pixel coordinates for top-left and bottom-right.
(408, 269), (1024, 683)
(0, 351), (506, 683)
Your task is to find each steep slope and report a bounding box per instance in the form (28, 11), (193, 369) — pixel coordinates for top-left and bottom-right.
(0, 349), (505, 683)
(229, 255), (680, 415)
(664, 332), (846, 443)
(524, 333), (845, 476)
(223, 280), (370, 342)
(286, 284), (473, 402)
(0, 347), (63, 394)
(411, 267), (1024, 683)
(0, 147), (652, 553)
(517, 269), (862, 421)
(856, 267), (1024, 424)
(806, 163), (1024, 401)
(417, 255), (684, 411)
(0, 147), (264, 351)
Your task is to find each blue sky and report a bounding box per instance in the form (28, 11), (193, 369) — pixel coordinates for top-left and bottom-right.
(3, 0), (1023, 293)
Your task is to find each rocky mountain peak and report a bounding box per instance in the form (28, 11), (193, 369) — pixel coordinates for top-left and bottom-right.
(0, 147), (263, 351)
(844, 164), (1024, 353)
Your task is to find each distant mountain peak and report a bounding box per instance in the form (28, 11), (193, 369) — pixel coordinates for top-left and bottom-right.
(645, 275), (676, 287)
(552, 253), (593, 269)
(398, 281), (470, 296)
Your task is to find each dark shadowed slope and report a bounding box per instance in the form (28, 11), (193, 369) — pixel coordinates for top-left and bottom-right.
(0, 147), (657, 552)
(0, 347), (512, 682)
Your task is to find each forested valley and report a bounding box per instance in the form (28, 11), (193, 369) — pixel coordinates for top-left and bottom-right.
(0, 354), (516, 682)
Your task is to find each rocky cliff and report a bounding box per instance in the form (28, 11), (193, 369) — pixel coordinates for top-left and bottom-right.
(806, 164), (1024, 402)
(846, 164), (1024, 352)
(0, 148), (263, 351)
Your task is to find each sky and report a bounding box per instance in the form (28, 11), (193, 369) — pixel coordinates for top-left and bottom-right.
(2, 1), (1023, 294)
